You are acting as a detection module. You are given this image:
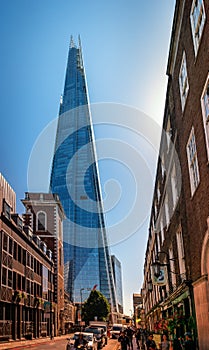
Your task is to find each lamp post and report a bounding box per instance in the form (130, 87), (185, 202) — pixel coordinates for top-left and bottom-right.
(80, 288), (84, 326)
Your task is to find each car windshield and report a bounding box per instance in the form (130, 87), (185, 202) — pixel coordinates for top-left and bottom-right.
(113, 327), (122, 331)
(74, 333), (93, 341)
(84, 335), (93, 341)
(85, 328), (101, 334)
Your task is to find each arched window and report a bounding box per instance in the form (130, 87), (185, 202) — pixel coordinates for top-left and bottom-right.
(37, 211), (47, 231)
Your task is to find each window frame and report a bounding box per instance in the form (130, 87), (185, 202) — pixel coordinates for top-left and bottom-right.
(201, 74), (209, 161)
(37, 211), (47, 231)
(186, 126), (200, 196)
(179, 51), (189, 111)
(190, 0), (206, 56)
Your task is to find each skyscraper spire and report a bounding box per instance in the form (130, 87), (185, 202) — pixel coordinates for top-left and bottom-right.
(70, 35), (75, 48)
(50, 39), (118, 312)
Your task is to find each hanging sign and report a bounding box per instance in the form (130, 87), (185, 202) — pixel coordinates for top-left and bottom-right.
(151, 265), (168, 286)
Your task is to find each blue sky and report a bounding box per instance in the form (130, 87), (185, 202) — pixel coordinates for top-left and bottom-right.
(0, 0), (175, 314)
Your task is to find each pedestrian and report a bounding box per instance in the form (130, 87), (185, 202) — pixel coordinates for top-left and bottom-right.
(118, 331), (130, 350)
(74, 333), (88, 349)
(51, 324), (54, 340)
(135, 328), (141, 349)
(125, 325), (135, 349)
(146, 334), (156, 350)
(159, 334), (170, 350)
(183, 332), (195, 350)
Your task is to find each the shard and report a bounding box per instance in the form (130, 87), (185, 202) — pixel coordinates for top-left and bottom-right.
(50, 36), (117, 311)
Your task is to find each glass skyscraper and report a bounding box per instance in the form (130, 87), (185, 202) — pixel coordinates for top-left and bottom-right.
(50, 36), (117, 310)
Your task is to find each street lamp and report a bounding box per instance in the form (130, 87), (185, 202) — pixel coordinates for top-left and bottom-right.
(80, 288), (91, 328)
(152, 250), (176, 278)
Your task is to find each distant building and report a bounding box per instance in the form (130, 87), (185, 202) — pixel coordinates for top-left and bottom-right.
(111, 255), (123, 314)
(22, 192), (65, 335)
(0, 173), (55, 341)
(142, 1), (209, 348)
(133, 293), (144, 327)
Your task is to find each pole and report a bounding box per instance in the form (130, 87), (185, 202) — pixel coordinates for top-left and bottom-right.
(80, 288), (84, 330)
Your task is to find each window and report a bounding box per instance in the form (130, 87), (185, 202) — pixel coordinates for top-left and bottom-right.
(176, 227), (186, 275)
(3, 233), (8, 251)
(201, 75), (209, 160)
(186, 127), (200, 196)
(169, 245), (176, 287)
(3, 201), (11, 219)
(164, 194), (170, 228)
(160, 219), (165, 244)
(190, 0), (206, 56)
(179, 51), (189, 111)
(171, 162), (178, 208)
(37, 211), (47, 231)
(161, 153), (165, 179)
(166, 116), (172, 151)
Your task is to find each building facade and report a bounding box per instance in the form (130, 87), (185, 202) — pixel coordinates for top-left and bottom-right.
(111, 255), (123, 314)
(142, 1), (209, 349)
(0, 174), (55, 341)
(50, 36), (117, 311)
(22, 192), (65, 335)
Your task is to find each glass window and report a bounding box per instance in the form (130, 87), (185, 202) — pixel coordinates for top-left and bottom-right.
(3, 233), (8, 251)
(18, 245), (22, 263)
(201, 75), (209, 160)
(3, 201), (11, 219)
(176, 227), (186, 275)
(190, 0), (206, 55)
(171, 162), (178, 208)
(13, 242), (17, 260)
(179, 51), (189, 111)
(2, 267), (7, 285)
(186, 127), (200, 196)
(8, 270), (12, 288)
(9, 238), (13, 255)
(164, 194), (170, 228)
(37, 211), (47, 231)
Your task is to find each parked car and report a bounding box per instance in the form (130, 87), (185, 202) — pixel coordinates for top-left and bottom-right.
(84, 327), (105, 349)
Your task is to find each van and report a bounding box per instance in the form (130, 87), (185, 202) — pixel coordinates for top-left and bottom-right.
(110, 323), (123, 339)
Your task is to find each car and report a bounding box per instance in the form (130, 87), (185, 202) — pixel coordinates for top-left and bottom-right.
(88, 323), (108, 345)
(110, 324), (124, 339)
(84, 327), (105, 349)
(66, 332), (97, 350)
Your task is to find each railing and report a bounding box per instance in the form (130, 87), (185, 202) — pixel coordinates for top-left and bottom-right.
(0, 320), (12, 339)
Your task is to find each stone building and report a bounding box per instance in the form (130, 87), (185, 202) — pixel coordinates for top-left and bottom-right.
(22, 192), (65, 335)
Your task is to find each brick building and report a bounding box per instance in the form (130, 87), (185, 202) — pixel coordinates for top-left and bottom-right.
(22, 192), (65, 335)
(0, 173), (55, 341)
(142, 1), (209, 349)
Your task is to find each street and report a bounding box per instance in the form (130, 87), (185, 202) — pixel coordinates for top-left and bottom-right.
(10, 338), (120, 350)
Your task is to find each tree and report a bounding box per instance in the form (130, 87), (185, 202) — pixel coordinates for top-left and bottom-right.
(82, 290), (110, 323)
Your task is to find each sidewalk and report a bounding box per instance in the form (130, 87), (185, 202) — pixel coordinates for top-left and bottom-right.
(0, 334), (71, 350)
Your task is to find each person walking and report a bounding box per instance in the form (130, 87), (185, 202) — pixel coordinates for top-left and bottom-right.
(146, 334), (157, 350)
(183, 332), (195, 350)
(125, 326), (135, 349)
(118, 331), (130, 350)
(135, 328), (142, 349)
(159, 334), (170, 350)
